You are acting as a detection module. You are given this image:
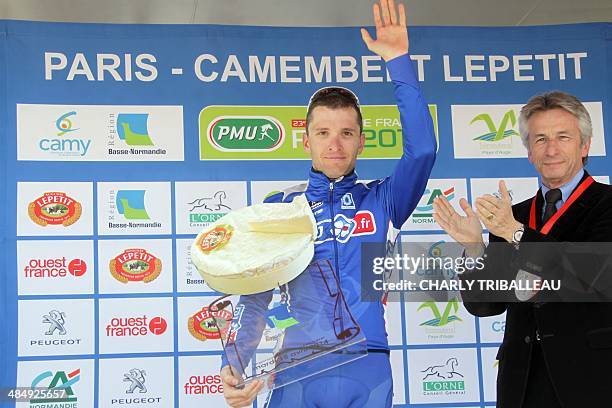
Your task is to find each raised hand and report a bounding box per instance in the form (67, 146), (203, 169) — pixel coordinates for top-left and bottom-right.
(475, 180), (522, 242)
(360, 0), (409, 61)
(433, 196), (485, 256)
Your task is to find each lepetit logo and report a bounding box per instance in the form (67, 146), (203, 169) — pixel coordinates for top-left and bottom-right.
(105, 315), (167, 337)
(188, 306), (232, 341)
(28, 192), (82, 227)
(24, 257), (87, 279)
(109, 249), (161, 284)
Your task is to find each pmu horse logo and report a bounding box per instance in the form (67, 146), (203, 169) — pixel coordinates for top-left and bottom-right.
(123, 368), (147, 394)
(28, 192), (82, 227)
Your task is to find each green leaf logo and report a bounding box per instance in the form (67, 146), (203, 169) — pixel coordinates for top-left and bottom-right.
(418, 298), (463, 327)
(471, 110), (518, 142)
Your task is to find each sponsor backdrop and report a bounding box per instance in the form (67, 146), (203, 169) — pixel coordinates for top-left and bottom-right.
(0, 20), (610, 408)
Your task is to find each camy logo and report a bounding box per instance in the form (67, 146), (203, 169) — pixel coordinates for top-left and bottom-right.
(208, 116), (284, 152)
(421, 357), (465, 395)
(28, 192), (82, 227)
(117, 113), (154, 146)
(315, 210), (376, 244)
(109, 249), (161, 284)
(24, 257), (87, 278)
(39, 111), (92, 157)
(188, 306), (233, 341)
(116, 190), (150, 220)
(30, 368), (80, 405)
(418, 298), (463, 327)
(471, 110), (519, 143)
(184, 374), (223, 395)
(492, 320), (506, 332)
(413, 187), (455, 221)
(105, 315), (167, 337)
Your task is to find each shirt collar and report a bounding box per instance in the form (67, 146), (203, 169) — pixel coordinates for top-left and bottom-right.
(541, 168), (584, 206)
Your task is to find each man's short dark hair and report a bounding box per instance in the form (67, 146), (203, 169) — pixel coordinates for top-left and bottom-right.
(306, 87), (363, 134)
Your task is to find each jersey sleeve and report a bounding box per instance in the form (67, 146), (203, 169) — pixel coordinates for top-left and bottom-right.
(376, 54), (437, 229)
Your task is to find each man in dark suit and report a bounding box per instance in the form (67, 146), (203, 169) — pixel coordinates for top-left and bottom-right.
(432, 91), (612, 407)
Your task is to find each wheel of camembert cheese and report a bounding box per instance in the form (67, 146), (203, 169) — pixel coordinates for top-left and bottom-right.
(191, 194), (317, 295)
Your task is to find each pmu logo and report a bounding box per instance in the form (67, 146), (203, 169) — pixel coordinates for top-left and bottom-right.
(188, 191), (232, 226)
(315, 210), (376, 244)
(421, 357), (465, 394)
(24, 257), (87, 279)
(188, 306), (233, 341)
(109, 248), (161, 284)
(184, 373), (223, 395)
(417, 298), (463, 327)
(208, 116), (284, 152)
(470, 110), (519, 143)
(28, 192), (82, 227)
(38, 111), (92, 157)
(413, 187), (455, 221)
(30, 369), (80, 405)
(105, 315), (167, 337)
(117, 113), (154, 146)
(116, 190), (150, 220)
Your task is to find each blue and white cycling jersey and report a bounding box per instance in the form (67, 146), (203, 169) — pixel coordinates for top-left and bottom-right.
(222, 53), (436, 368)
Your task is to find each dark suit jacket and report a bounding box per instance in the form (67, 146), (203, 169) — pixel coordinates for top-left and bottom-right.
(461, 171), (612, 408)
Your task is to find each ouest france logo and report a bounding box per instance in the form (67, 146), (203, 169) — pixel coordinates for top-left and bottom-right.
(38, 111), (92, 158)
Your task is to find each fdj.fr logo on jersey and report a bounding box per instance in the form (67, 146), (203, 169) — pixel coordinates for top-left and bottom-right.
(471, 110), (519, 155)
(421, 357), (465, 396)
(316, 211), (376, 244)
(30, 369), (80, 406)
(117, 113), (154, 146)
(39, 111), (92, 157)
(208, 116), (284, 152)
(188, 191), (232, 226)
(412, 187), (455, 222)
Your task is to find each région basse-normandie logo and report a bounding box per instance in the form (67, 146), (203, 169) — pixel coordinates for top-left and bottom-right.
(28, 192), (82, 227)
(110, 248), (161, 284)
(117, 114), (154, 146)
(116, 190), (150, 220)
(199, 105), (439, 160)
(30, 369), (80, 405)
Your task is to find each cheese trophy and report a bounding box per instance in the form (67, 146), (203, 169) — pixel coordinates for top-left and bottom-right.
(191, 195), (367, 393)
